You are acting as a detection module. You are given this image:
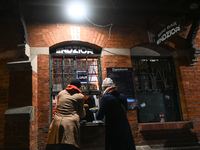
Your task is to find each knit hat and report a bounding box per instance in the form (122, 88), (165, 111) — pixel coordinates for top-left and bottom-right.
(102, 78), (115, 91)
(70, 79), (81, 88)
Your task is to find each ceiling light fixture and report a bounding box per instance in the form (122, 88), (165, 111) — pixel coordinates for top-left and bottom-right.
(67, 2), (86, 20)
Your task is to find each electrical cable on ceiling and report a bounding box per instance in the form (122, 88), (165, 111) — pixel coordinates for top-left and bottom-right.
(148, 0), (186, 28)
(83, 0), (116, 48)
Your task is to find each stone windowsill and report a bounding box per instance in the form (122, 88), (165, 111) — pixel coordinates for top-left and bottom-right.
(139, 121), (193, 131)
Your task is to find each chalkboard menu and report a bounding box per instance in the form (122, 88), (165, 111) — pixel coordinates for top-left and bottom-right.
(107, 68), (137, 109)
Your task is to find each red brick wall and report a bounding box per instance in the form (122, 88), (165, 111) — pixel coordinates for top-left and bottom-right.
(174, 58), (189, 121)
(0, 58), (12, 148)
(30, 71), (38, 150)
(4, 66), (37, 149)
(8, 70), (32, 107)
(26, 22), (200, 148)
(27, 23), (149, 48)
(179, 59), (200, 132)
(0, 10), (24, 148)
(194, 25), (200, 48)
(37, 55), (50, 150)
(4, 118), (30, 149)
(81, 126), (105, 149)
(101, 55), (132, 79)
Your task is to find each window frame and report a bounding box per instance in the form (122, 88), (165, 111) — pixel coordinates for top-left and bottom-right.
(131, 56), (183, 123)
(49, 54), (102, 121)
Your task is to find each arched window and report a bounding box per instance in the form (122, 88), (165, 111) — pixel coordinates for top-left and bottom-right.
(49, 44), (102, 121)
(131, 44), (182, 123)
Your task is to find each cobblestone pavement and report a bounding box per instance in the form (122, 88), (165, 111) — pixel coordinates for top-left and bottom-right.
(82, 145), (200, 150)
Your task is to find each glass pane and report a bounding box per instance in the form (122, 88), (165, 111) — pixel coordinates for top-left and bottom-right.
(52, 66), (62, 74)
(64, 58), (74, 65)
(89, 83), (99, 90)
(64, 66), (74, 73)
(77, 71), (87, 83)
(52, 74), (63, 91)
(52, 58), (63, 65)
(88, 66), (98, 74)
(89, 75), (99, 90)
(88, 59), (98, 65)
(80, 83), (87, 90)
(63, 75), (74, 88)
(89, 75), (98, 82)
(76, 58), (87, 71)
(88, 58), (98, 74)
(137, 93), (165, 123)
(52, 74), (62, 84)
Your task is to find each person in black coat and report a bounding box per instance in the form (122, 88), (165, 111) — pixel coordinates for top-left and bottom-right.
(96, 78), (136, 150)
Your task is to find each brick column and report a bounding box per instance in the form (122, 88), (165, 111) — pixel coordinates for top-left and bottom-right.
(4, 44), (38, 150)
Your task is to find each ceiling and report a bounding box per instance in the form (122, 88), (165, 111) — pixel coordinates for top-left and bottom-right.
(1, 0), (200, 30)
(1, 0), (200, 65)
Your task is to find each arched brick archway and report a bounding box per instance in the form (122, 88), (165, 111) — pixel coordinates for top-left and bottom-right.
(27, 23), (149, 48)
(28, 24), (109, 48)
(49, 40), (102, 52)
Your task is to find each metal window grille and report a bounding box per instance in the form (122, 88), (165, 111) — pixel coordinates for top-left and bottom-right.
(132, 57), (174, 93)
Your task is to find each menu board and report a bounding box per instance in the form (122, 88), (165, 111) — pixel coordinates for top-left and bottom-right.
(107, 68), (137, 109)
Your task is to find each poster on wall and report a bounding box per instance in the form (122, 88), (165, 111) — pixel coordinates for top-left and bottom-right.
(107, 68), (137, 109)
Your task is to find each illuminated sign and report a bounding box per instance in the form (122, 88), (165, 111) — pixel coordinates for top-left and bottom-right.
(56, 47), (94, 54)
(155, 17), (184, 45)
(50, 45), (101, 55)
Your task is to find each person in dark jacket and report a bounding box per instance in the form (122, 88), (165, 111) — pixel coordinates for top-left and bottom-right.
(96, 78), (136, 150)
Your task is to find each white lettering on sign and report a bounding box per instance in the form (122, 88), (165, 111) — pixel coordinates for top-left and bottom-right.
(112, 68), (128, 72)
(156, 26), (180, 45)
(70, 26), (80, 40)
(56, 48), (94, 54)
(156, 18), (183, 45)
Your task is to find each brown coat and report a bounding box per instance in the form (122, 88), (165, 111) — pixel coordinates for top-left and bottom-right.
(47, 89), (85, 148)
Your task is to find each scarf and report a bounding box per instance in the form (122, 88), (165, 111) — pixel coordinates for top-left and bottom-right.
(103, 86), (127, 113)
(66, 85), (82, 94)
(103, 86), (118, 95)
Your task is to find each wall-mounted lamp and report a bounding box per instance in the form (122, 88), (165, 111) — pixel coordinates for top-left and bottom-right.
(67, 1), (86, 20)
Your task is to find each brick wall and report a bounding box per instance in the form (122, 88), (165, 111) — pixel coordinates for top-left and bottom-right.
(4, 116), (31, 149)
(81, 125), (105, 149)
(0, 7), (24, 149)
(101, 55), (132, 79)
(37, 55), (50, 150)
(4, 62), (36, 149)
(8, 71), (32, 107)
(194, 25), (200, 48)
(31, 71), (38, 150)
(25, 22), (200, 149)
(179, 59), (200, 134)
(0, 58), (12, 149)
(27, 23), (149, 48)
(174, 58), (189, 121)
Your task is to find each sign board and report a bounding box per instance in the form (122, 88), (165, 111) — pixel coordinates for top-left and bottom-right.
(50, 45), (101, 55)
(107, 68), (137, 109)
(155, 17), (184, 45)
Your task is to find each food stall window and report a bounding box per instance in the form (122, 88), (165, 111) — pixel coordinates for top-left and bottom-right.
(50, 55), (102, 122)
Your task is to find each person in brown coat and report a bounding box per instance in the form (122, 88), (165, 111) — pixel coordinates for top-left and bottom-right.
(46, 79), (86, 150)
